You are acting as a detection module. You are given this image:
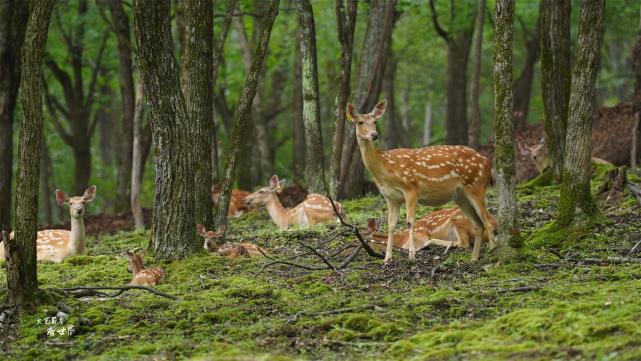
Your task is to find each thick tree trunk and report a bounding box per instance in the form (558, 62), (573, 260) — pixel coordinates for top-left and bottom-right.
(556, 0), (605, 227)
(329, 0), (357, 198)
(182, 0), (214, 229)
(213, 0), (279, 241)
(131, 77), (145, 231)
(292, 21), (305, 184)
(6, 0), (54, 309)
(513, 6), (542, 128)
(109, 0), (135, 214)
(133, 0), (199, 259)
(632, 6), (641, 170)
(382, 54), (404, 149)
(297, 0), (326, 193)
(445, 33), (474, 145)
(340, 0), (396, 198)
(540, 0), (571, 181)
(0, 0), (28, 229)
(493, 0), (521, 260)
(468, 0), (486, 149)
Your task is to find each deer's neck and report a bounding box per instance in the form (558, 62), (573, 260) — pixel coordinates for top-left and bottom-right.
(70, 217), (86, 255)
(131, 257), (144, 275)
(265, 195), (289, 229)
(357, 139), (387, 180)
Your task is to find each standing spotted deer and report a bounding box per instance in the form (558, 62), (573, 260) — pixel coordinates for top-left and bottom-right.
(244, 175), (344, 230)
(0, 186), (96, 263)
(347, 100), (495, 262)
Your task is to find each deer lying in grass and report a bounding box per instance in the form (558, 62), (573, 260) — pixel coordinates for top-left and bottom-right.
(197, 224), (264, 258)
(364, 208), (499, 253)
(244, 175), (344, 230)
(211, 184), (252, 218)
(521, 140), (612, 174)
(0, 186), (96, 263)
(348, 100), (495, 262)
(125, 251), (165, 287)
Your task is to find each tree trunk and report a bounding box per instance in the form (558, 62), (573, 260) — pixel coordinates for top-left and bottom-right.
(493, 0), (521, 260)
(182, 0), (214, 229)
(40, 138), (54, 225)
(95, 80), (114, 166)
(329, 0), (357, 198)
(297, 0), (326, 193)
(6, 0), (54, 309)
(292, 20), (305, 184)
(340, 0), (396, 198)
(131, 76), (145, 231)
(0, 0), (28, 229)
(109, 0), (135, 214)
(513, 6), (542, 128)
(213, 0), (279, 241)
(423, 100), (432, 145)
(468, 0), (486, 149)
(540, 0), (571, 181)
(556, 0), (605, 227)
(445, 33), (474, 145)
(382, 53), (404, 149)
(632, 5), (641, 170)
(133, 0), (199, 259)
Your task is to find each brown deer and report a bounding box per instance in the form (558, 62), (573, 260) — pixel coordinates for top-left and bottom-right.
(0, 186), (96, 263)
(521, 140), (612, 174)
(347, 100), (495, 262)
(244, 175), (344, 230)
(364, 208), (499, 253)
(124, 251), (165, 287)
(211, 184), (252, 218)
(196, 224), (264, 258)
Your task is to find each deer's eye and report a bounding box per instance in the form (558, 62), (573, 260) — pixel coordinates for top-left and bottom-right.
(357, 121), (364, 125)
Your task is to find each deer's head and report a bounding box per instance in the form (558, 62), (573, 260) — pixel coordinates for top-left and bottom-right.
(346, 100), (387, 142)
(124, 250), (144, 273)
(518, 139), (549, 173)
(55, 185), (96, 219)
(363, 218), (380, 240)
(197, 224), (226, 252)
(244, 175), (286, 207)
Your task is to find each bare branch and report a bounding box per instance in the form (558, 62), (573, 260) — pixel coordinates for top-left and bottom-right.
(60, 285), (178, 300)
(429, 0), (451, 42)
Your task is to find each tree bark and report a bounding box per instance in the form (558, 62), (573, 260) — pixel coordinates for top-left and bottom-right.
(513, 7), (542, 128)
(0, 0), (28, 229)
(131, 76), (145, 231)
(133, 0), (199, 259)
(297, 0), (326, 193)
(540, 0), (571, 181)
(632, 5), (641, 170)
(329, 0), (357, 198)
(493, 0), (521, 259)
(556, 0), (605, 227)
(340, 0), (396, 198)
(382, 53), (404, 149)
(182, 0), (214, 229)
(6, 0), (54, 309)
(468, 0), (486, 149)
(108, 0), (135, 214)
(292, 20), (305, 184)
(40, 138), (54, 225)
(213, 0), (279, 241)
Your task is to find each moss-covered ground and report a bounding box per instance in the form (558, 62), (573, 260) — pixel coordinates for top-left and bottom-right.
(2, 168), (641, 360)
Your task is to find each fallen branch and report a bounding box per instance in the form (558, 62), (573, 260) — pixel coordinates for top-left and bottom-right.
(287, 304), (381, 324)
(628, 240), (641, 256)
(626, 180), (641, 206)
(60, 286), (178, 300)
(497, 286), (540, 293)
(329, 197), (384, 259)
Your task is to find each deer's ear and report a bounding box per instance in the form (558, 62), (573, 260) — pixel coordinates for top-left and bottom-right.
(269, 175), (280, 189)
(83, 185), (97, 202)
(196, 223), (207, 236)
(277, 179), (287, 191)
(346, 103), (357, 122)
(366, 218), (377, 232)
(215, 225), (226, 236)
(371, 100), (387, 118)
(55, 190), (70, 205)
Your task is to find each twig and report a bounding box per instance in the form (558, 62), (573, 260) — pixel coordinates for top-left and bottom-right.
(297, 241), (343, 278)
(60, 286), (178, 300)
(287, 304), (380, 324)
(628, 240), (641, 256)
(497, 286), (540, 293)
(329, 197), (384, 259)
(626, 181), (641, 206)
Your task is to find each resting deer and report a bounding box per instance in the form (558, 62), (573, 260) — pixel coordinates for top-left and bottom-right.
(244, 175), (344, 230)
(125, 251), (165, 287)
(347, 100), (495, 262)
(212, 184), (251, 218)
(364, 208), (499, 253)
(196, 224), (264, 258)
(520, 140), (612, 174)
(0, 186), (96, 263)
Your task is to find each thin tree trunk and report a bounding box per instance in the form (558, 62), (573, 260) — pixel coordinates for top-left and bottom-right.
(513, 6), (542, 128)
(95, 79), (114, 166)
(109, 0), (135, 214)
(468, 0), (486, 149)
(540, 0), (571, 181)
(131, 76), (145, 231)
(40, 138), (53, 225)
(631, 5), (641, 170)
(329, 0), (357, 198)
(133, 0), (199, 259)
(423, 100), (432, 145)
(6, 0), (54, 309)
(183, 0), (214, 229)
(556, 0), (605, 227)
(493, 0), (521, 260)
(382, 53), (403, 149)
(292, 20), (305, 184)
(297, 0), (325, 193)
(0, 0), (28, 229)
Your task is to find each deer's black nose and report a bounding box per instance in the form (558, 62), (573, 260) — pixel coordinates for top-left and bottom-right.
(371, 133), (379, 141)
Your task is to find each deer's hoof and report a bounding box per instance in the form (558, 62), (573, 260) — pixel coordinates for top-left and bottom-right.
(383, 256), (392, 264)
(408, 252), (416, 262)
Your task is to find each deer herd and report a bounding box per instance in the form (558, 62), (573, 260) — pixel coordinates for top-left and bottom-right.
(1, 99), (628, 288)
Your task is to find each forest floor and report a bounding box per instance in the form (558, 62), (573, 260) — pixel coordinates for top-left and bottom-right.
(1, 165), (641, 361)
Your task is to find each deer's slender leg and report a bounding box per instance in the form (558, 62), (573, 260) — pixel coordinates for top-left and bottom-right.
(385, 198), (401, 264)
(455, 191), (486, 261)
(403, 190), (418, 261)
(466, 188), (496, 247)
